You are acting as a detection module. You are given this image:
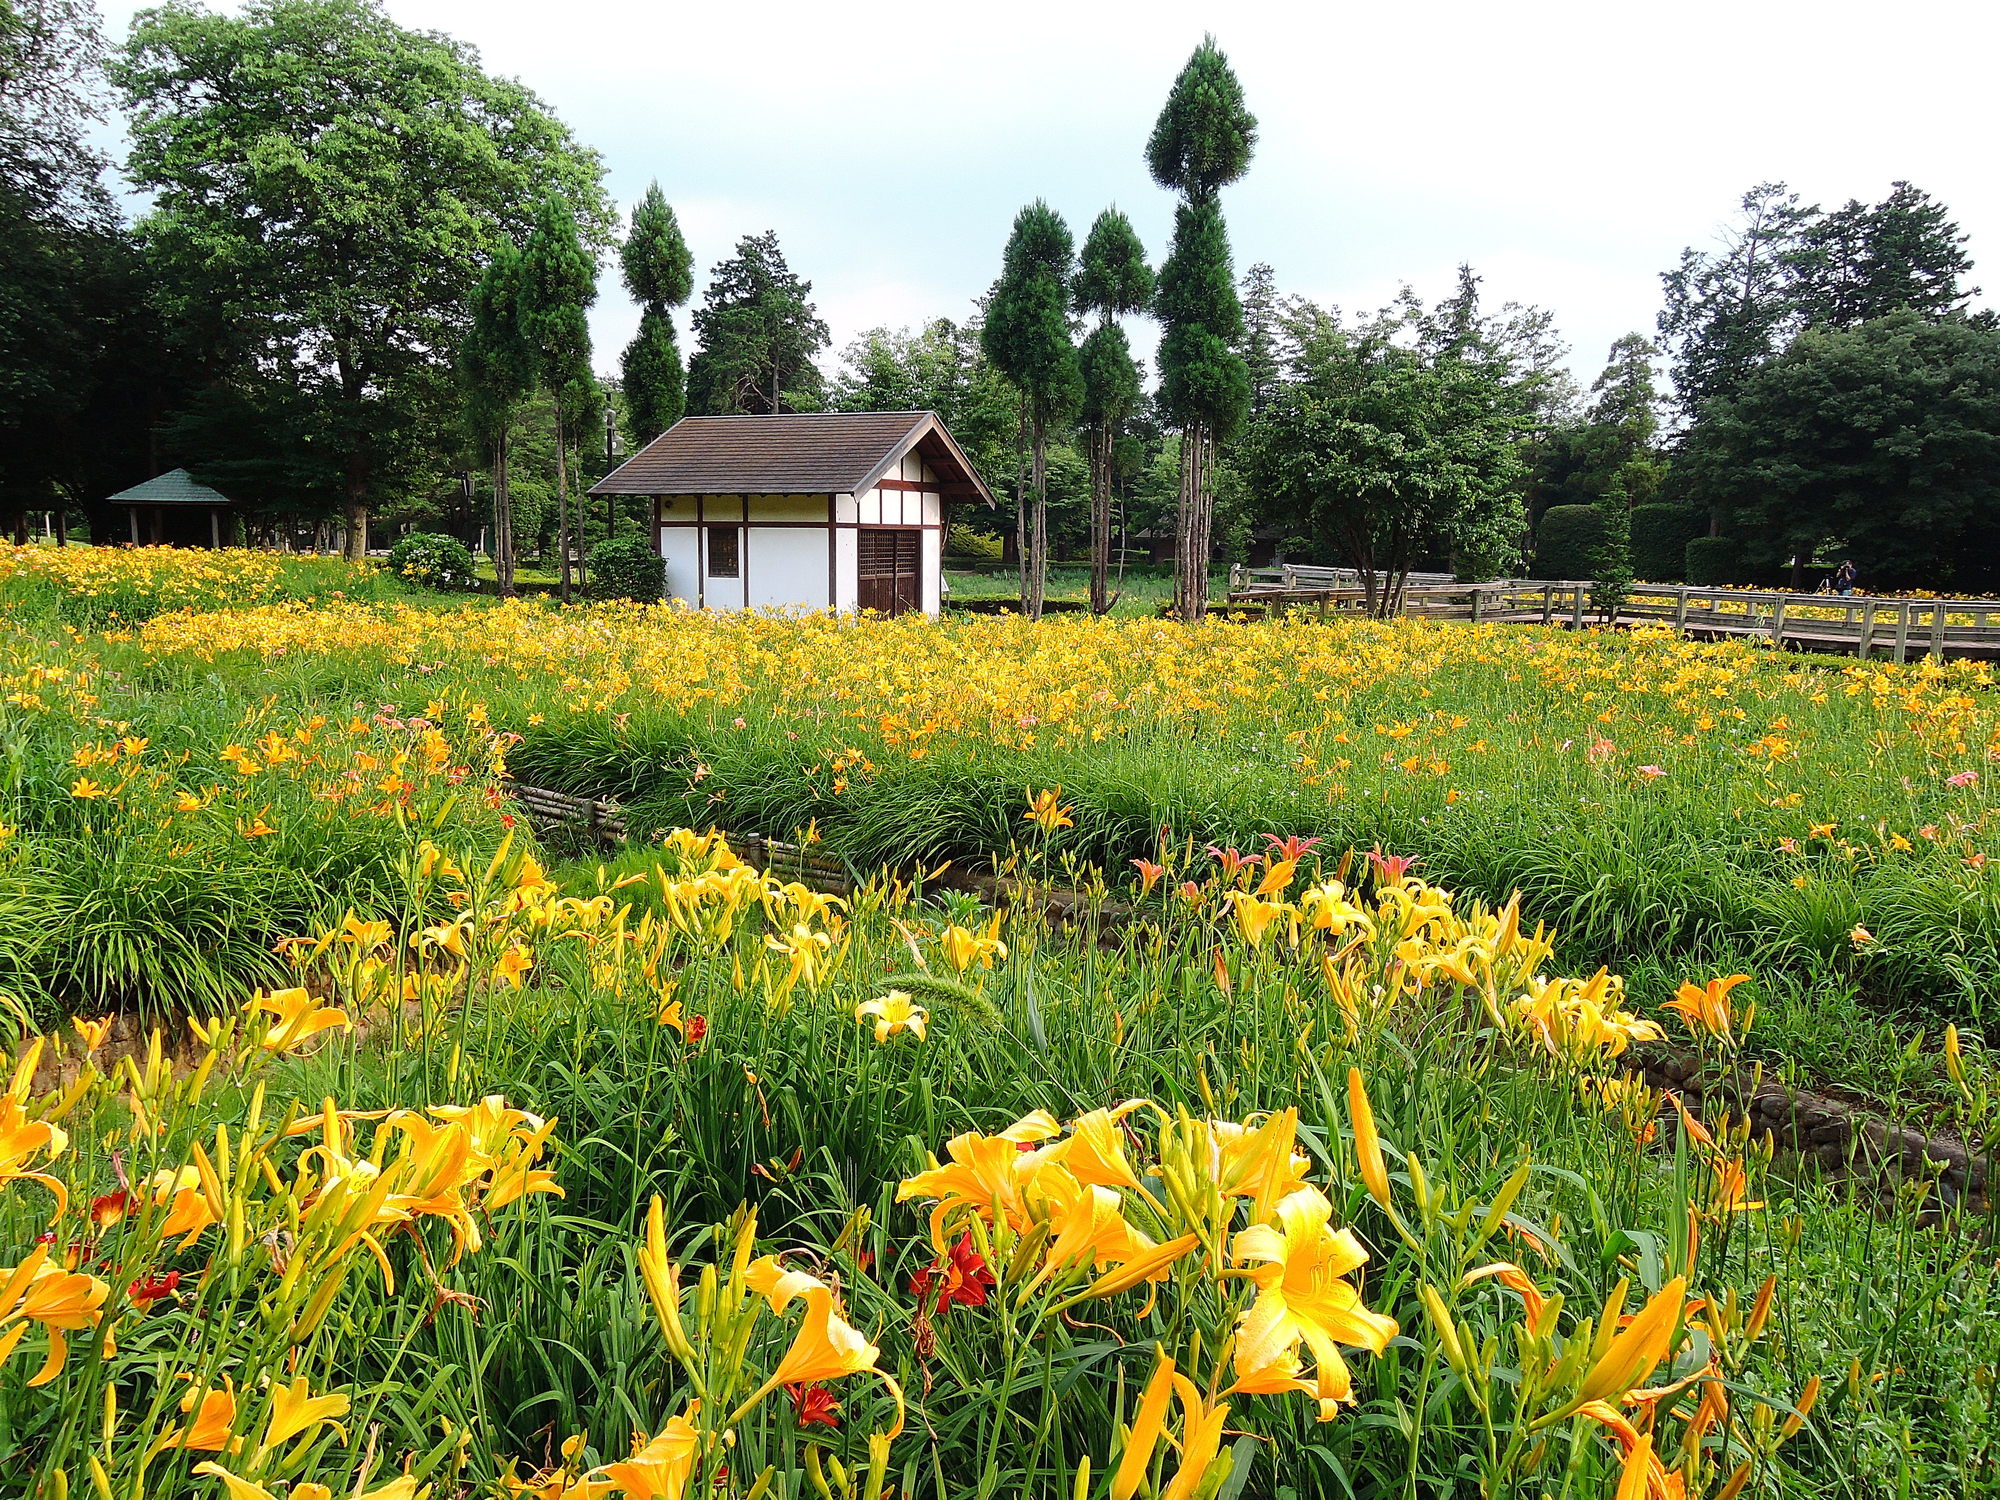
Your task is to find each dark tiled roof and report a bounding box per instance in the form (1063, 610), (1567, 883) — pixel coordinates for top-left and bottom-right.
(108, 468), (235, 506)
(589, 411), (991, 503)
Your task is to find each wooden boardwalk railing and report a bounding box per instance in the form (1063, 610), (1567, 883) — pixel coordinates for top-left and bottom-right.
(1225, 571), (2000, 662)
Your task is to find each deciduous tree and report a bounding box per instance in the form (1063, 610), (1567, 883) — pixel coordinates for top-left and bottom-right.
(116, 0), (609, 559)
(463, 243), (535, 594)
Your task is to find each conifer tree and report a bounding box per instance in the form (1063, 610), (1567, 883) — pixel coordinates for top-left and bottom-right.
(1148, 36), (1256, 620)
(619, 183), (693, 444)
(981, 200), (1081, 619)
(518, 194), (597, 601)
(1074, 208), (1151, 613)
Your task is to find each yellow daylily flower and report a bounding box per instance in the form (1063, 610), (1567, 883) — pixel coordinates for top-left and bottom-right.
(251, 987), (351, 1053)
(0, 1246), (110, 1386)
(1576, 1276), (1688, 1405)
(591, 1403), (702, 1499)
(1231, 1187), (1398, 1410)
(70, 1014), (114, 1051)
(855, 989), (928, 1042)
(1023, 786), (1075, 832)
(257, 1377), (350, 1459)
(1662, 974), (1753, 1048)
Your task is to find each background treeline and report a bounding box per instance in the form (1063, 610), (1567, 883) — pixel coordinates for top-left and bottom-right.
(7, 0), (2000, 607)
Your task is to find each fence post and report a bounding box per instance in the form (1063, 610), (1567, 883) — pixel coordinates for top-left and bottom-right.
(1931, 602), (1946, 660)
(1570, 585), (1586, 631)
(1772, 596), (1786, 647)
(1858, 598), (1876, 659)
(1893, 601), (1911, 664)
(1541, 585), (1554, 625)
(1470, 587), (1483, 625)
(1673, 587), (1688, 634)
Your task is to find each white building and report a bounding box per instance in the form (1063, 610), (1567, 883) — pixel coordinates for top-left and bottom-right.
(588, 411), (995, 617)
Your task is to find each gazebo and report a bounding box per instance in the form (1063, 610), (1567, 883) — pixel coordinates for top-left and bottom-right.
(108, 469), (240, 548)
(588, 411), (994, 617)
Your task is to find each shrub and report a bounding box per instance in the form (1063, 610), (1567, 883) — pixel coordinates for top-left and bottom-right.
(588, 534), (666, 601)
(1533, 505), (1607, 581)
(1685, 535), (1744, 585)
(946, 524), (1005, 560)
(387, 531), (477, 592)
(1630, 504), (1705, 582)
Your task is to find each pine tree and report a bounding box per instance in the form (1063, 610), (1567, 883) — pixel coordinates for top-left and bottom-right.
(619, 183), (693, 444)
(687, 232), (829, 415)
(981, 201), (1081, 619)
(462, 242), (536, 596)
(1074, 208), (1152, 614)
(1147, 36), (1256, 620)
(518, 194), (597, 601)
(1238, 261), (1280, 415)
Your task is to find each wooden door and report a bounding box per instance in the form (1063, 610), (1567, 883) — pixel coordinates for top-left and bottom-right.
(858, 528), (921, 616)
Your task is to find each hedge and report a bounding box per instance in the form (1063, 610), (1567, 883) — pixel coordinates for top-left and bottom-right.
(1630, 505), (1705, 583)
(1533, 505), (1608, 581)
(588, 535), (667, 602)
(1685, 535), (1745, 586)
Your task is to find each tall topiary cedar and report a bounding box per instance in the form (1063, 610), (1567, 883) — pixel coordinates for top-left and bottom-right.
(619, 183), (693, 445)
(1073, 208), (1151, 615)
(518, 194), (597, 601)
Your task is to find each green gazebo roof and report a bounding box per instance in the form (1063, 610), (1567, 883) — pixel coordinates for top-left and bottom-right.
(107, 469), (235, 506)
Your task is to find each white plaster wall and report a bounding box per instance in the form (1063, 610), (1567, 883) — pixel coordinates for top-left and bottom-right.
(859, 489), (882, 524)
(922, 493), (943, 527)
(834, 492), (857, 523)
(747, 528), (830, 612)
(833, 527), (859, 612)
(660, 529), (701, 607)
(921, 526), (942, 616)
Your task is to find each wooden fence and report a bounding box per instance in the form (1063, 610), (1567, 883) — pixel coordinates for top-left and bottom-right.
(1224, 574), (2000, 661)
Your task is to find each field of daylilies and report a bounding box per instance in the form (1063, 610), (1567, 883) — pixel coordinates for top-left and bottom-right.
(2, 544), (1999, 1499)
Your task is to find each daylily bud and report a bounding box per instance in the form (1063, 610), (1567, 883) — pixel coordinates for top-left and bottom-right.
(1346, 1068), (1392, 1210)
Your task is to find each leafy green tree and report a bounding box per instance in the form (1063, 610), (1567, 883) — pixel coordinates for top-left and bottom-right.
(518, 194), (597, 600)
(462, 242), (535, 594)
(1245, 299), (1524, 613)
(1148, 36), (1256, 619)
(1073, 208), (1151, 613)
(1679, 312), (2000, 590)
(619, 183), (693, 444)
(982, 200), (1081, 619)
(687, 231), (828, 416)
(116, 0), (609, 559)
(830, 317), (1018, 502)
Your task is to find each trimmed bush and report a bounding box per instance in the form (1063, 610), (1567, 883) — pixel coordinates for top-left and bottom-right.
(1685, 535), (1744, 586)
(387, 531), (476, 592)
(1533, 505), (1607, 581)
(588, 535), (666, 602)
(946, 524), (1006, 560)
(1630, 505), (1705, 583)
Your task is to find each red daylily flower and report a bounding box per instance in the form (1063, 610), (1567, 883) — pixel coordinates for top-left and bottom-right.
(787, 1382), (841, 1428)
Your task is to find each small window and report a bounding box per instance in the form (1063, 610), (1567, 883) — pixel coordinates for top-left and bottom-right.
(707, 525), (739, 578)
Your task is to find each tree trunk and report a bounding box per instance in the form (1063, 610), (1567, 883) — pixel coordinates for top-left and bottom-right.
(1174, 424), (1213, 622)
(1027, 413), (1048, 621)
(1013, 401), (1029, 614)
(554, 395), (571, 603)
(342, 450), (369, 563)
(1089, 423), (1111, 615)
(494, 431), (516, 598)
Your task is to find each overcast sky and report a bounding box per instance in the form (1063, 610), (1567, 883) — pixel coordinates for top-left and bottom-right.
(96, 0), (2000, 392)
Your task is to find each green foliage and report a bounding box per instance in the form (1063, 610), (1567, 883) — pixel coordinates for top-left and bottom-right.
(1534, 505), (1608, 580)
(1077, 322), (1142, 434)
(116, 0), (610, 548)
(1154, 201), (1249, 440)
(687, 230), (828, 415)
(620, 305), (685, 445)
(1681, 313), (2000, 588)
(618, 181), (693, 310)
(830, 318), (1019, 502)
(388, 530), (477, 591)
(1238, 261), (1280, 415)
(1145, 34), (1256, 204)
(463, 242), (536, 449)
(586, 533), (665, 601)
(1685, 534), (1744, 585)
(1592, 488), (1633, 612)
(1072, 207), (1152, 319)
(1245, 297), (1524, 609)
(619, 183), (692, 443)
(1630, 503), (1705, 582)
(518, 194), (597, 394)
(982, 201), (1082, 433)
